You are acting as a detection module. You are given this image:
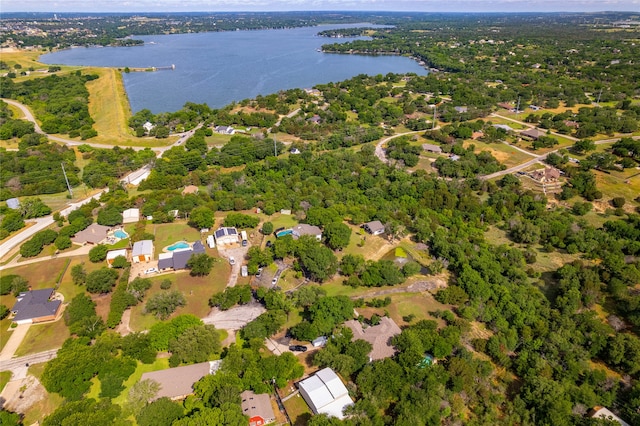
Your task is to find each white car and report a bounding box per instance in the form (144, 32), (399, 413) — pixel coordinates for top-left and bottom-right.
(229, 256), (236, 265)
(144, 267), (158, 274)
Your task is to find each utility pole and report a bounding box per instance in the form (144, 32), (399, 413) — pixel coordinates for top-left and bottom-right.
(273, 133), (277, 157)
(516, 96), (521, 117)
(596, 88), (603, 106)
(61, 163), (73, 198)
(432, 105), (437, 129)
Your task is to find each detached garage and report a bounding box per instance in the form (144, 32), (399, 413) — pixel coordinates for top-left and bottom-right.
(132, 240), (154, 263)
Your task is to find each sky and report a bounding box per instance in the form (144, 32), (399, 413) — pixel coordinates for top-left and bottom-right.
(1, 0), (639, 13)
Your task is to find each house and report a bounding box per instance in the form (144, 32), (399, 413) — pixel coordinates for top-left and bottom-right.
(304, 88), (322, 97)
(143, 121), (155, 133)
(363, 220), (385, 236)
(589, 407), (630, 426)
(106, 249), (129, 267)
(140, 361), (222, 401)
(344, 317), (402, 361)
(292, 224), (322, 241)
(71, 223), (110, 245)
(450, 154), (461, 161)
(563, 120), (579, 128)
(454, 106), (468, 113)
(6, 198), (20, 210)
(168, 209), (180, 218)
(11, 288), (62, 325)
(158, 241), (206, 271)
(214, 227), (239, 247)
(241, 390), (276, 426)
(122, 208), (140, 224)
(290, 148), (301, 155)
(529, 105), (542, 111)
(132, 240), (154, 263)
(308, 115), (322, 124)
(520, 128), (546, 140)
(529, 167), (561, 183)
(215, 125), (235, 135)
(471, 131), (484, 140)
(498, 102), (514, 110)
(298, 368), (353, 419)
(181, 185), (199, 196)
(422, 143), (443, 154)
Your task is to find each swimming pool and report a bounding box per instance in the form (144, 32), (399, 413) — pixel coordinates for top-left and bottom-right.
(114, 230), (128, 239)
(276, 229), (293, 238)
(167, 241), (190, 251)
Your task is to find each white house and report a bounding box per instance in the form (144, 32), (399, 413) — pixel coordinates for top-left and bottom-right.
(143, 121), (155, 133)
(106, 249), (129, 267)
(214, 227), (239, 247)
(292, 224), (322, 241)
(298, 368), (353, 419)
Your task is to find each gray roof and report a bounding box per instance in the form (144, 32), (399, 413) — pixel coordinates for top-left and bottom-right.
(6, 198), (20, 209)
(140, 361), (219, 401)
(172, 250), (194, 270)
(520, 128), (546, 139)
(71, 223), (110, 245)
(132, 240), (154, 257)
(292, 224), (322, 237)
(364, 220), (385, 234)
(241, 390), (276, 423)
(192, 240), (205, 253)
(422, 143), (443, 153)
(11, 288), (60, 322)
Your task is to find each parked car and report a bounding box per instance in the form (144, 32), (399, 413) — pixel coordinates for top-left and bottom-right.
(229, 256), (236, 265)
(256, 267), (263, 278)
(266, 240), (273, 248)
(144, 267), (158, 274)
(271, 277), (278, 286)
(289, 345), (308, 352)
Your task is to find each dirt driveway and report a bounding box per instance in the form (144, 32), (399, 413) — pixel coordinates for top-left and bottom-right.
(217, 243), (250, 288)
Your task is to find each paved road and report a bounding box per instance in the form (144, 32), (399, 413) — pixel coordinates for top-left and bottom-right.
(374, 130), (423, 164)
(0, 350), (59, 375)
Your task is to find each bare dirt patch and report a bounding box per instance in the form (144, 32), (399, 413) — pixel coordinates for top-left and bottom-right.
(2, 375), (46, 414)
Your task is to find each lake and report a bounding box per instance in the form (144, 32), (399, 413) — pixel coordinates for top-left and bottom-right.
(40, 24), (428, 113)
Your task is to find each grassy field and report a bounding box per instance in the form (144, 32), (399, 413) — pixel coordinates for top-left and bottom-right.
(151, 221), (202, 251)
(128, 263), (229, 332)
(0, 371), (11, 393)
(284, 392), (313, 426)
(14, 317), (70, 356)
(463, 140), (535, 169)
(112, 357), (170, 405)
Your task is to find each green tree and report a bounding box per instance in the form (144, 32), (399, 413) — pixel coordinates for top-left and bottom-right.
(262, 221), (274, 235)
(1, 211), (25, 233)
(188, 206), (215, 229)
(323, 222), (352, 250)
(126, 379), (161, 416)
(136, 397), (184, 426)
(187, 253), (214, 276)
(145, 290), (186, 319)
(86, 268), (119, 293)
(168, 324), (221, 367)
(54, 235), (72, 250)
(296, 236), (338, 282)
(89, 244), (109, 262)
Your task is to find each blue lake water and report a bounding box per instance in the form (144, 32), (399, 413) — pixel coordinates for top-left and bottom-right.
(40, 24), (428, 113)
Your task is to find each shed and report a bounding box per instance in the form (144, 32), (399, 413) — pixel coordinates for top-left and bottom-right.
(122, 208), (140, 224)
(206, 235), (215, 248)
(6, 198), (20, 210)
(106, 249), (129, 266)
(132, 240), (154, 263)
(312, 336), (328, 347)
(298, 368), (353, 419)
(241, 390), (276, 426)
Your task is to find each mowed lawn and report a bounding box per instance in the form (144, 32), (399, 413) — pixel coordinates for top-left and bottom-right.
(128, 260), (229, 332)
(463, 140), (535, 169)
(152, 222), (202, 251)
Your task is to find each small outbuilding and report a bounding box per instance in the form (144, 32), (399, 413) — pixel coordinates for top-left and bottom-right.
(363, 220), (385, 236)
(122, 208), (140, 224)
(132, 240), (154, 263)
(106, 249), (129, 267)
(6, 198), (20, 210)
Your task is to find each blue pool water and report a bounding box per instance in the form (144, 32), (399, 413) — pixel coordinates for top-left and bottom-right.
(276, 229), (293, 238)
(114, 230), (128, 239)
(167, 241), (190, 251)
